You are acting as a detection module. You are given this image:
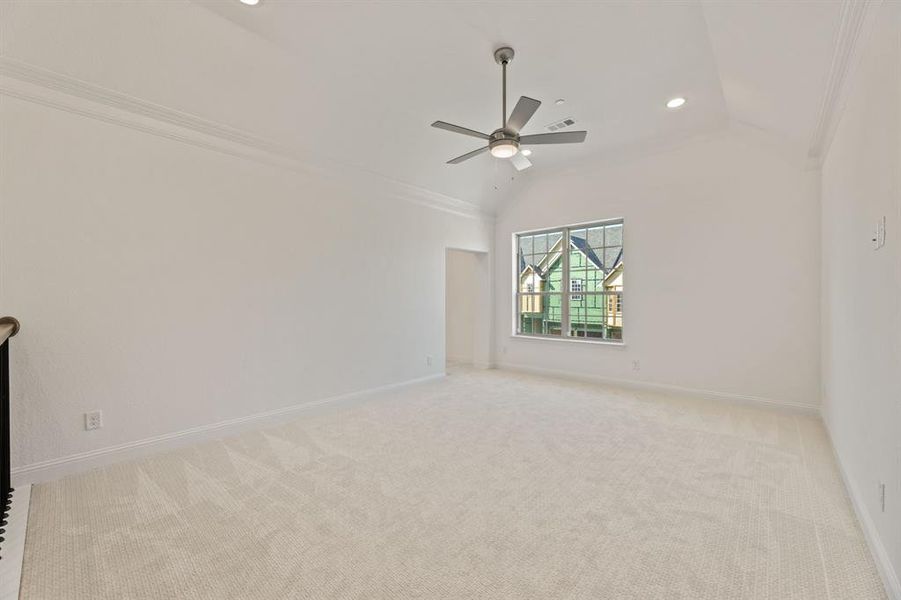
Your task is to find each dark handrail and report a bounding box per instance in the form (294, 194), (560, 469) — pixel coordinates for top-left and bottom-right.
(0, 316), (19, 345)
(0, 315), (19, 556)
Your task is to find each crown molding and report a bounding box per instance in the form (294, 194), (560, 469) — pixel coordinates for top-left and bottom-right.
(0, 56), (294, 157)
(807, 0), (882, 164)
(0, 56), (490, 221)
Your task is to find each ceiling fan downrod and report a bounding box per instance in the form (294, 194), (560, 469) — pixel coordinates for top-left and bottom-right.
(494, 46), (515, 130)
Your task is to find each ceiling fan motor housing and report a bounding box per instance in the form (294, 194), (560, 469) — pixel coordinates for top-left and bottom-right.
(489, 129), (520, 153)
(489, 129), (520, 158)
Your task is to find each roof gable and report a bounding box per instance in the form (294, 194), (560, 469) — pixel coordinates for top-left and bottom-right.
(569, 236), (604, 270)
(533, 236), (604, 273)
(519, 263), (545, 283)
(520, 235), (622, 278)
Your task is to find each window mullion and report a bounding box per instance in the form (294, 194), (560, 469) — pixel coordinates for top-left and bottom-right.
(562, 227), (570, 337)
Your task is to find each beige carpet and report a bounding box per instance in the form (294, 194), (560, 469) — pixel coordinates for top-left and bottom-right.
(21, 367), (886, 599)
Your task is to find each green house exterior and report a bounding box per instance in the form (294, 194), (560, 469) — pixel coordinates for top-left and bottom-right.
(519, 236), (623, 339)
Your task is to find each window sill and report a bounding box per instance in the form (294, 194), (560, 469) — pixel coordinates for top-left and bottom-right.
(511, 334), (626, 347)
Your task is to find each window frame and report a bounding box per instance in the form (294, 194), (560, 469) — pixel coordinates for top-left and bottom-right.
(511, 218), (625, 346)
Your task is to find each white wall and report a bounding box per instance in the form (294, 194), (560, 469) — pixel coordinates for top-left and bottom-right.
(495, 128), (821, 409)
(0, 0), (492, 479)
(0, 92), (491, 476)
(446, 250), (478, 364)
(820, 3), (901, 594)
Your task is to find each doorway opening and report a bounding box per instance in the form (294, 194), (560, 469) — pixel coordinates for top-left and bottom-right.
(445, 248), (491, 369)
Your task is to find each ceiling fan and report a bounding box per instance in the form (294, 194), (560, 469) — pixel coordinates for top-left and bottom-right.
(431, 47), (588, 172)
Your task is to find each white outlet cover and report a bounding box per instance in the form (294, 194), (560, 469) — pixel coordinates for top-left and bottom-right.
(874, 216), (886, 250)
(85, 410), (103, 431)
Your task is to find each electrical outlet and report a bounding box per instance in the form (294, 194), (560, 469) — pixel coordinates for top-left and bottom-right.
(632, 360), (641, 371)
(426, 355), (433, 366)
(85, 410), (103, 431)
(873, 216), (886, 250)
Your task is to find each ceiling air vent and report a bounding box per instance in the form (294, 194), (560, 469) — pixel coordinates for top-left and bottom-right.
(546, 117), (576, 132)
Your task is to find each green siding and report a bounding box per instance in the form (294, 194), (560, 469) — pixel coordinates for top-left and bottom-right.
(545, 248), (608, 334)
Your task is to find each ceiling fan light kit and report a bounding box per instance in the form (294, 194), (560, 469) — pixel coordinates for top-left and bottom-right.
(431, 46), (588, 172)
(490, 136), (518, 158)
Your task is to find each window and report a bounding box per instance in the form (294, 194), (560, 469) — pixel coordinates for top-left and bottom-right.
(514, 219), (623, 342)
(570, 279), (583, 301)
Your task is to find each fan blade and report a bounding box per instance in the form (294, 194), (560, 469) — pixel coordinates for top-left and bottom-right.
(431, 121), (490, 140)
(510, 152), (532, 171)
(520, 131), (587, 144)
(506, 96), (541, 133)
(447, 146), (489, 164)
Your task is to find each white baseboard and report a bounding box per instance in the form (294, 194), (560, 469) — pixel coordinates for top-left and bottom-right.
(447, 357), (494, 370)
(11, 373), (446, 486)
(496, 362), (819, 414)
(823, 419), (901, 600)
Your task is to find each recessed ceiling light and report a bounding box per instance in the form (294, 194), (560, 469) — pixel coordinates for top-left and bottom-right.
(666, 97), (686, 109)
(240, 0), (260, 5)
(521, 149), (532, 156)
(555, 99), (565, 105)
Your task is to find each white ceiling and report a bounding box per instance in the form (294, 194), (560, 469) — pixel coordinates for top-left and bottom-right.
(701, 1), (844, 153)
(3, 0), (846, 213)
(195, 0), (844, 211)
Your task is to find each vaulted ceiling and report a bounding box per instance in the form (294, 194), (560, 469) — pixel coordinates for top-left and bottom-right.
(1, 1), (860, 214)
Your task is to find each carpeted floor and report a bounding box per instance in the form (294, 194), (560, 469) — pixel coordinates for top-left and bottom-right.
(20, 367), (886, 599)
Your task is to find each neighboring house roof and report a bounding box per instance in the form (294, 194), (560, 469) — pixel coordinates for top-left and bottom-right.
(534, 236), (566, 274)
(610, 247), (623, 269)
(522, 235), (617, 277)
(569, 236), (604, 271)
(519, 258), (545, 283)
(520, 263), (544, 278)
(604, 260), (624, 285)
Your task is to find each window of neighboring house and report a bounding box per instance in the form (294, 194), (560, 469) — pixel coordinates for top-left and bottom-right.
(514, 219), (623, 342)
(570, 279), (583, 301)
